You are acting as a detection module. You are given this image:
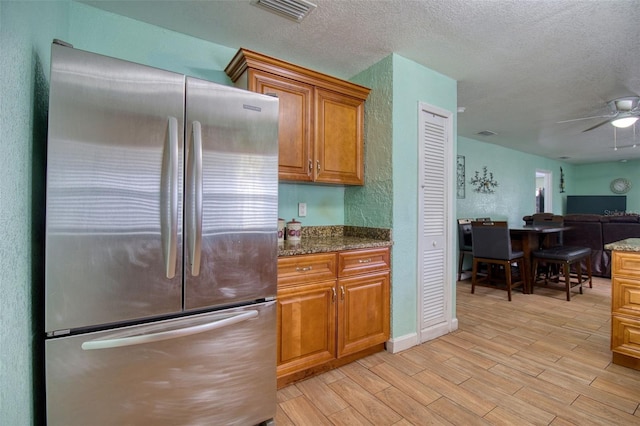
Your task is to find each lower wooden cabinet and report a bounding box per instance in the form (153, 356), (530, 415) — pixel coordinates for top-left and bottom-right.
(277, 247), (390, 387)
(611, 250), (640, 370)
(338, 271), (390, 357)
(277, 280), (336, 378)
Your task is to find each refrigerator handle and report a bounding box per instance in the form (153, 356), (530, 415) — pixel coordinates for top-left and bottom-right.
(161, 116), (179, 279)
(186, 121), (203, 276)
(81, 310), (259, 350)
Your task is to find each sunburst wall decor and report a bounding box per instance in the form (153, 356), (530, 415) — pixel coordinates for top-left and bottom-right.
(470, 166), (498, 193)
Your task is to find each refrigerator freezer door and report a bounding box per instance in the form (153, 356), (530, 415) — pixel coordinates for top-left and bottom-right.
(45, 302), (277, 425)
(184, 78), (279, 310)
(45, 44), (185, 333)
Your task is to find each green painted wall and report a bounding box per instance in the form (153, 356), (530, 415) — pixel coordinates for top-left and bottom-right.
(0, 3), (352, 422)
(346, 56), (394, 228)
(348, 54), (457, 340)
(5, 2), (635, 423)
(69, 2), (236, 81)
(457, 136), (570, 224)
(457, 138), (640, 219)
(391, 55), (457, 338)
(1, 1), (68, 424)
(278, 183), (345, 225)
(69, 2), (345, 227)
(573, 160), (640, 214)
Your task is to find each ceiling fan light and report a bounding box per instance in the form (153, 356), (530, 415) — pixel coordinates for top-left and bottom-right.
(611, 116), (639, 128)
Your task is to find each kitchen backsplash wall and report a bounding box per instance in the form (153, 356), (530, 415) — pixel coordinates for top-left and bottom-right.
(278, 182), (345, 226)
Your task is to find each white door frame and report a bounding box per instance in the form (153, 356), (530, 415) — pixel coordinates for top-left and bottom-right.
(536, 169), (553, 212)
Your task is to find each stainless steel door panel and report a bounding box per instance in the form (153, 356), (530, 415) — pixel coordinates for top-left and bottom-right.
(46, 302), (276, 425)
(184, 79), (279, 310)
(45, 45), (185, 333)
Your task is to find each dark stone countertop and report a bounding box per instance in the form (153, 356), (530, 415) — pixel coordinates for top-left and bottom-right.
(278, 225), (393, 257)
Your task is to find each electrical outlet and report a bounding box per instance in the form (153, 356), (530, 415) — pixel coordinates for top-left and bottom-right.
(298, 202), (307, 217)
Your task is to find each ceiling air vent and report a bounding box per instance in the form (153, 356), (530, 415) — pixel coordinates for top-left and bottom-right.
(476, 130), (497, 137)
(254, 0), (317, 22)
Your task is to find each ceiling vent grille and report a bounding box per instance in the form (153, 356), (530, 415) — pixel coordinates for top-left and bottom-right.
(254, 0), (317, 22)
(476, 130), (497, 137)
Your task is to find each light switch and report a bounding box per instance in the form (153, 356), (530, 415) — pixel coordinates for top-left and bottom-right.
(298, 203), (307, 217)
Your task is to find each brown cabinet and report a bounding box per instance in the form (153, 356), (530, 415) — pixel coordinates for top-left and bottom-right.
(225, 48), (370, 185)
(276, 247), (390, 387)
(275, 253), (337, 379)
(610, 251), (640, 370)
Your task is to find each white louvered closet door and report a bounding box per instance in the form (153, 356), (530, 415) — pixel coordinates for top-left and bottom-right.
(418, 103), (453, 342)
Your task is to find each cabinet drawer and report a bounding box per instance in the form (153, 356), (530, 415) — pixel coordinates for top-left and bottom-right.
(338, 247), (390, 277)
(278, 253), (337, 286)
(612, 314), (640, 358)
(612, 276), (640, 315)
(613, 251), (640, 277)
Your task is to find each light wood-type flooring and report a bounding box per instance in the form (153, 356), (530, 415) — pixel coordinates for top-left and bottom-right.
(275, 276), (640, 425)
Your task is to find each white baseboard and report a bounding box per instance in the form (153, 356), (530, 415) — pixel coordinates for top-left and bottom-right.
(386, 317), (459, 354)
(385, 333), (418, 354)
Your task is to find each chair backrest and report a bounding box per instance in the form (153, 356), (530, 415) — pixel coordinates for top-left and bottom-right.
(471, 221), (513, 259)
(533, 214), (564, 245)
(458, 219), (473, 249)
(532, 213), (563, 226)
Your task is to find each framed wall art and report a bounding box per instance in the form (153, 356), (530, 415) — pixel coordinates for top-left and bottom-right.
(457, 155), (465, 199)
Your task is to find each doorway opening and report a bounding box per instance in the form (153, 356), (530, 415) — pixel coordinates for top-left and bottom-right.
(536, 169), (552, 213)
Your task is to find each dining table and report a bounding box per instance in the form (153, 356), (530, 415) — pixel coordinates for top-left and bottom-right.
(509, 224), (571, 293)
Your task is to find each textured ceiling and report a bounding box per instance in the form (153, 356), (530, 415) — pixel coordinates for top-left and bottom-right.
(80, 0), (640, 164)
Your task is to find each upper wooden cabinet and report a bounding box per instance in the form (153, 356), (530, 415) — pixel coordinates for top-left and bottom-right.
(225, 48), (370, 185)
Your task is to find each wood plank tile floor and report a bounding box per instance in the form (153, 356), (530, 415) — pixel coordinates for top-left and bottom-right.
(275, 276), (640, 425)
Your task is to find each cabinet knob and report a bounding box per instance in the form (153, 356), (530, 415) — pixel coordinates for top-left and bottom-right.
(340, 286), (345, 301)
(317, 160), (321, 173)
(308, 159), (312, 174)
(358, 258), (372, 264)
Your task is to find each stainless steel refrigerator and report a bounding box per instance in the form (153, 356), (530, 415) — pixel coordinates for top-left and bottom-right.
(44, 41), (279, 425)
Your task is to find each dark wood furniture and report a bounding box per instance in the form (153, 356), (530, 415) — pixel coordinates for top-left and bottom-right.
(457, 218), (473, 281)
(471, 221), (527, 301)
(509, 225), (570, 293)
(531, 246), (592, 300)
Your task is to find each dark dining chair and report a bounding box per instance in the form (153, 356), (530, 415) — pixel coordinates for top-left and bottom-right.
(471, 221), (527, 301)
(531, 246), (592, 301)
(457, 219), (473, 281)
(530, 214), (592, 300)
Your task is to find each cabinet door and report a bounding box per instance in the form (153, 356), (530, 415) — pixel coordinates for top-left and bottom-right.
(315, 88), (364, 185)
(337, 271), (390, 357)
(277, 280), (336, 377)
(251, 70), (313, 182)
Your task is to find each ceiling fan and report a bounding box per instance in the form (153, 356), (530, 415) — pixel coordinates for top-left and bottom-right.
(557, 96), (640, 132)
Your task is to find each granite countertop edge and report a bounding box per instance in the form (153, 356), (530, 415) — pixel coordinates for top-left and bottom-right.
(604, 238), (640, 252)
(278, 225), (393, 257)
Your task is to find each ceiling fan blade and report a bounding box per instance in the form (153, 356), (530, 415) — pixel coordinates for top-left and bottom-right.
(582, 119), (611, 132)
(556, 114), (615, 124)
